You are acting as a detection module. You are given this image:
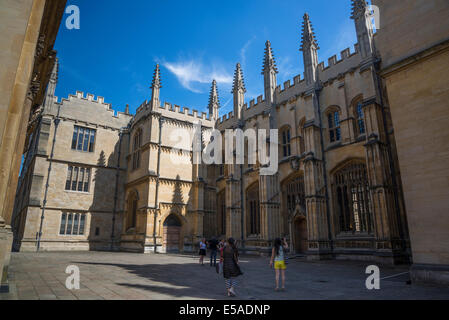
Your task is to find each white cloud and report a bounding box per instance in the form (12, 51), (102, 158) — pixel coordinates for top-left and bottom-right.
(240, 36), (256, 68)
(320, 20), (356, 63)
(276, 56), (301, 82)
(162, 60), (232, 93)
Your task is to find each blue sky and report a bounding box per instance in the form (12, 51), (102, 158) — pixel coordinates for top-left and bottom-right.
(54, 0), (362, 116)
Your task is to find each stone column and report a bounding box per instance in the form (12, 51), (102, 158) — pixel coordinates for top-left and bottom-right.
(363, 100), (405, 263)
(145, 208), (159, 253)
(303, 123), (332, 260)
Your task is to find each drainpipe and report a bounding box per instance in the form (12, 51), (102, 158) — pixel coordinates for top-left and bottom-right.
(240, 163), (245, 250)
(110, 128), (124, 251)
(37, 103), (61, 252)
(153, 116), (164, 253)
(314, 86), (334, 253)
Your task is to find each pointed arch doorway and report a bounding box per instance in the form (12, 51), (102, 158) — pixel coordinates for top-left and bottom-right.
(292, 210), (308, 254)
(163, 214), (182, 253)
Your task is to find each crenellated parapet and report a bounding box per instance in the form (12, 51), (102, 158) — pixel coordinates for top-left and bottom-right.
(133, 98), (215, 129)
(316, 44), (361, 85)
(49, 91), (132, 130)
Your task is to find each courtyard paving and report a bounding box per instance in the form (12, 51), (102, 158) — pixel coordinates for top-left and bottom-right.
(1, 251), (449, 300)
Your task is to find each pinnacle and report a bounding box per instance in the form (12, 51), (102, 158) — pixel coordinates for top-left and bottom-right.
(262, 40), (278, 75)
(208, 80), (220, 109)
(232, 63), (246, 94)
(151, 64), (162, 89)
(300, 13), (319, 51)
(51, 58), (59, 82)
(351, 0), (369, 19)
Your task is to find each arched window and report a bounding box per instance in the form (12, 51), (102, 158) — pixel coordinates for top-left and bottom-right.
(280, 126), (291, 158)
(217, 191), (226, 235)
(246, 183), (260, 235)
(355, 102), (366, 135)
(332, 162), (373, 234)
(132, 129), (142, 170)
(127, 192), (138, 230)
(327, 110), (341, 143)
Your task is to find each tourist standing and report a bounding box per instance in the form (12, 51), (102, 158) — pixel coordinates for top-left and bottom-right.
(199, 238), (207, 266)
(208, 238), (219, 267)
(222, 238), (243, 297)
(270, 237), (288, 291)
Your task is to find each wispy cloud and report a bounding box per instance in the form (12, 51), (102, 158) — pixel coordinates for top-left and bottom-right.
(320, 20), (356, 62)
(161, 59), (232, 94)
(276, 55), (301, 82)
(240, 36), (257, 69)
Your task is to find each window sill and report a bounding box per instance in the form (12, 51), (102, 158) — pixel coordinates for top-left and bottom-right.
(64, 190), (91, 195)
(325, 141), (343, 151)
(71, 149), (95, 153)
(335, 233), (375, 240)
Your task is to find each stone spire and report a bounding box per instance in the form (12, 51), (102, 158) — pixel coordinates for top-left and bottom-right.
(125, 104), (130, 115)
(300, 13), (319, 85)
(262, 40), (278, 105)
(231, 63), (246, 120)
(44, 58), (59, 111)
(150, 64), (162, 111)
(208, 80), (220, 120)
(351, 0), (375, 59)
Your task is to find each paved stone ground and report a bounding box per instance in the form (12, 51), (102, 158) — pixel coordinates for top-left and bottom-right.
(1, 251), (449, 300)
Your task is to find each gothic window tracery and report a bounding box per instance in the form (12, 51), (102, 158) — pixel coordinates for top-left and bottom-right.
(286, 175), (305, 214)
(332, 162), (373, 234)
(356, 102), (366, 135)
(217, 191), (226, 235)
(280, 126), (291, 158)
(127, 191), (138, 230)
(132, 129), (142, 170)
(246, 183), (260, 235)
(327, 109), (341, 143)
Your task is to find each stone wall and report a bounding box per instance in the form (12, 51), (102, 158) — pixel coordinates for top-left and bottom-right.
(13, 90), (132, 252)
(374, 0), (449, 285)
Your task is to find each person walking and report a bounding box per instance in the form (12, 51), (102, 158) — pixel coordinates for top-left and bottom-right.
(208, 238), (219, 267)
(270, 237), (288, 291)
(199, 238), (207, 266)
(222, 238), (243, 297)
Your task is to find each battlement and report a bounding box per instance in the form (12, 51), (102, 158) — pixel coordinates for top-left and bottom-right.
(54, 91), (132, 129)
(134, 99), (213, 126)
(159, 102), (211, 122)
(59, 91), (131, 118)
(317, 43), (361, 84)
(217, 110), (236, 126)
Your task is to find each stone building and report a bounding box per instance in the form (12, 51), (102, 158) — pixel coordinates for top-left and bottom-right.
(120, 65), (216, 253)
(212, 6), (409, 263)
(0, 0), (66, 292)
(373, 0), (449, 284)
(12, 0), (412, 265)
(12, 61), (133, 252)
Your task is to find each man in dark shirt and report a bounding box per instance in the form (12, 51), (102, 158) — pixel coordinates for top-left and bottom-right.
(208, 238), (219, 267)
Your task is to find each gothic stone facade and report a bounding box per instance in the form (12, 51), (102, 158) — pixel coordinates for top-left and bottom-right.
(12, 1), (411, 264)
